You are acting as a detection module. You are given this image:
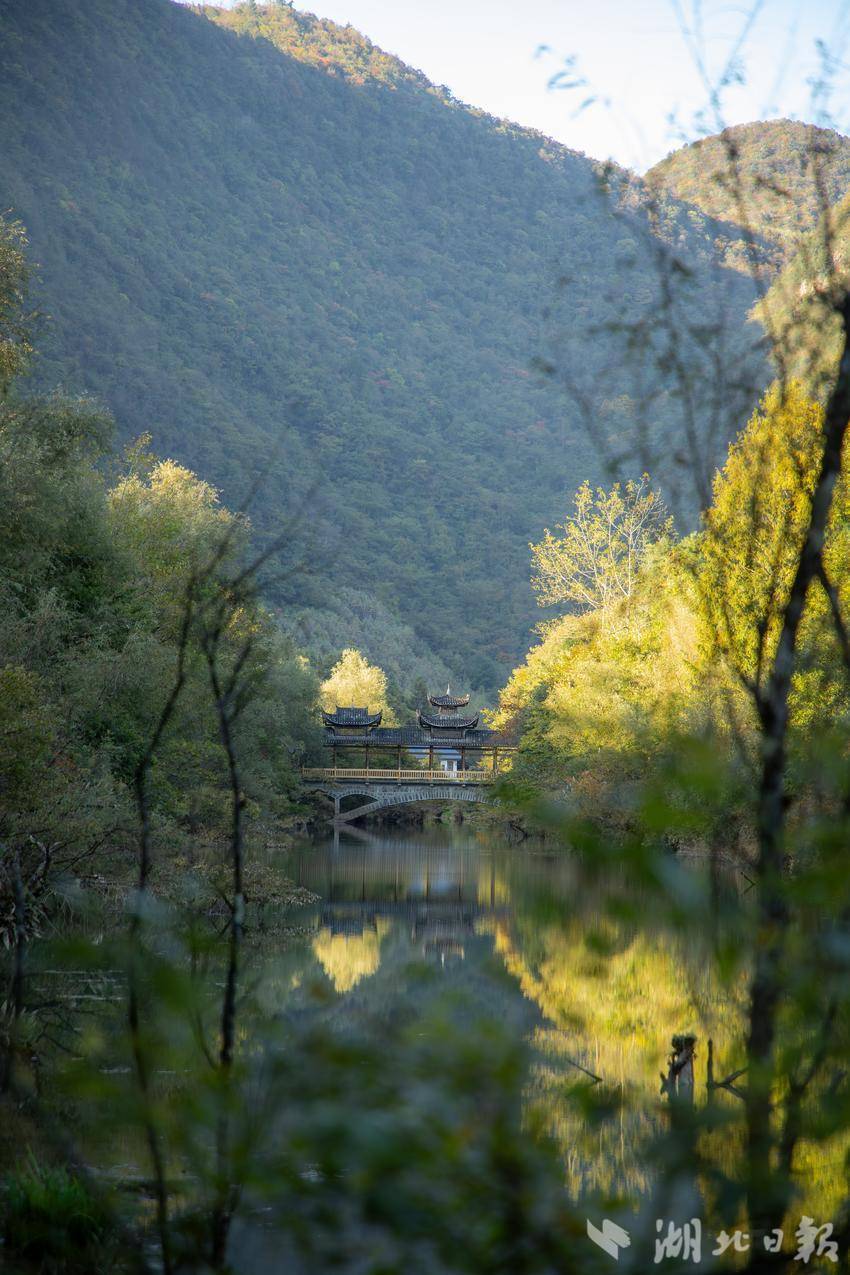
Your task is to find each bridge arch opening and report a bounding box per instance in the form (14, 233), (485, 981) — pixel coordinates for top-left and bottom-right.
(306, 781), (492, 827)
(337, 791), (380, 817)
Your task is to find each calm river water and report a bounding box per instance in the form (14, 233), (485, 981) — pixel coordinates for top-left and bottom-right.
(269, 824), (845, 1253)
(281, 825), (749, 1198)
(47, 821), (845, 1271)
(285, 822), (743, 1109)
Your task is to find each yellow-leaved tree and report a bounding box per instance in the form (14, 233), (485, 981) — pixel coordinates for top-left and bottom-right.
(530, 475), (673, 627)
(700, 378), (850, 730)
(320, 648), (393, 721)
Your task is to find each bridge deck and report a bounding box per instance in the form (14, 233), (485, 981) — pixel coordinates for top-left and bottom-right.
(301, 767), (495, 785)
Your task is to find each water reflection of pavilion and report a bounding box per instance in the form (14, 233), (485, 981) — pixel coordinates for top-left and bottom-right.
(295, 832), (510, 963)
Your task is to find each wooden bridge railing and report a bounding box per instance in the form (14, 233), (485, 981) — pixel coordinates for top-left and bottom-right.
(301, 767), (496, 785)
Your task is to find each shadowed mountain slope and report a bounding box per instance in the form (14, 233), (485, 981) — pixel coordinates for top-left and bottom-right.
(1, 0), (760, 688)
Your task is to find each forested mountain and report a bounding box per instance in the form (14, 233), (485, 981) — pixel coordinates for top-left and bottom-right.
(0, 0), (760, 690)
(646, 120), (850, 272)
(753, 182), (850, 401)
(204, 1), (436, 89)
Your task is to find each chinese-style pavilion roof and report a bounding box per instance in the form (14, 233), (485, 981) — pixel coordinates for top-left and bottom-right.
(321, 706), (382, 728)
(428, 688), (470, 709)
(323, 727), (514, 749)
(417, 710), (480, 731)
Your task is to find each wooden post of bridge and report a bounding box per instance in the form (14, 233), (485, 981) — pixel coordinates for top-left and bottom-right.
(428, 745), (433, 775)
(397, 745), (401, 777)
(492, 747), (499, 775)
(365, 743), (370, 774)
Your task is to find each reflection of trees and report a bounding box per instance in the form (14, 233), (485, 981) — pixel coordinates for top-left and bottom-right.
(289, 837), (850, 1224)
(312, 919), (389, 993)
(475, 863), (511, 908)
(495, 906), (850, 1222)
(495, 913), (749, 1201)
(498, 915), (748, 1082)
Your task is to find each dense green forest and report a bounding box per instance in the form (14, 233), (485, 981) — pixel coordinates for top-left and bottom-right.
(0, 216), (319, 893)
(0, 0), (765, 692)
(647, 119), (850, 272)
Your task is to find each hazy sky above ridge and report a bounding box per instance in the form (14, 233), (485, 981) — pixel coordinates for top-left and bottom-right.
(200, 0), (850, 170)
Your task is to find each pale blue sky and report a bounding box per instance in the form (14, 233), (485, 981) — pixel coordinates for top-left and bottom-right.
(199, 0), (850, 170)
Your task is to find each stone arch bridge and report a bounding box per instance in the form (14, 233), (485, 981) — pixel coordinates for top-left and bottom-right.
(301, 770), (494, 826)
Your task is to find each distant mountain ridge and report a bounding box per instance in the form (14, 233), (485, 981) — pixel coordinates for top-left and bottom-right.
(647, 120), (850, 272)
(200, 2), (440, 94)
(0, 0), (764, 690)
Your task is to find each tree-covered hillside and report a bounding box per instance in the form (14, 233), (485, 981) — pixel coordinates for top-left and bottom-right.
(0, 0), (758, 689)
(754, 182), (850, 400)
(646, 120), (850, 272)
(203, 1), (437, 90)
